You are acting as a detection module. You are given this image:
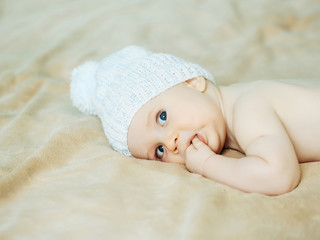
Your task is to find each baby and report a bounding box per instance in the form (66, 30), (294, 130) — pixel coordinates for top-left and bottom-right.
(70, 46), (320, 195)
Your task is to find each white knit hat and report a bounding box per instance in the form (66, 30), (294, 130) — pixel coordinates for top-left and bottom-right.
(70, 46), (215, 156)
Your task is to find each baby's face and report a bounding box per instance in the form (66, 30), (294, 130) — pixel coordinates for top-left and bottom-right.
(127, 77), (226, 165)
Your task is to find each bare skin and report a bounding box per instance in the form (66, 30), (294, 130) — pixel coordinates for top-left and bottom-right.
(127, 77), (320, 195)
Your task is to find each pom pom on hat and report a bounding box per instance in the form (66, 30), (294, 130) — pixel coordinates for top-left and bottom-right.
(70, 61), (99, 115)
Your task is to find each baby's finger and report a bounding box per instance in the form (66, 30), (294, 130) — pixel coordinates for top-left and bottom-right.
(191, 136), (206, 150)
(186, 141), (197, 153)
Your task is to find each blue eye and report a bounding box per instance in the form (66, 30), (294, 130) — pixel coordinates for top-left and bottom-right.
(158, 111), (167, 126)
(156, 145), (164, 159)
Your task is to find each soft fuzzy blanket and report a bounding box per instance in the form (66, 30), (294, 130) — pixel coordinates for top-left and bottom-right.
(0, 0), (319, 239)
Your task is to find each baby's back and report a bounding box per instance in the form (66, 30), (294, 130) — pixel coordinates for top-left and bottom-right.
(271, 79), (320, 162)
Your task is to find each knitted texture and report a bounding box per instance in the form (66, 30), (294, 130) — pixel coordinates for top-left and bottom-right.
(70, 46), (215, 156)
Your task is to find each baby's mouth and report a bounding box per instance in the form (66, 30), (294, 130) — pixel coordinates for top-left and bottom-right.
(188, 133), (207, 147)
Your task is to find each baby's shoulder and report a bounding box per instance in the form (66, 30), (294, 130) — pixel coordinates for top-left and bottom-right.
(228, 79), (320, 159)
(229, 81), (276, 143)
(230, 79), (320, 143)
(232, 80), (274, 113)
(230, 80), (297, 144)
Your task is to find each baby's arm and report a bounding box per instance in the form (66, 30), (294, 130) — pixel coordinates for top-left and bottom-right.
(186, 109), (301, 195)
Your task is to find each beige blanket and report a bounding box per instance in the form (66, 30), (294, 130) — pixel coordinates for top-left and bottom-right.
(1, 0), (320, 239)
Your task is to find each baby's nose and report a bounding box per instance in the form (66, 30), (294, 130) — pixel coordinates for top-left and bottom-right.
(166, 132), (179, 154)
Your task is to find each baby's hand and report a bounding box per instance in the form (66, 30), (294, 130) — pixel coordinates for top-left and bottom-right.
(186, 136), (215, 175)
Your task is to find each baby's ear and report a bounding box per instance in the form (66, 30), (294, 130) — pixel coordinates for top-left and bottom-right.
(184, 76), (207, 92)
